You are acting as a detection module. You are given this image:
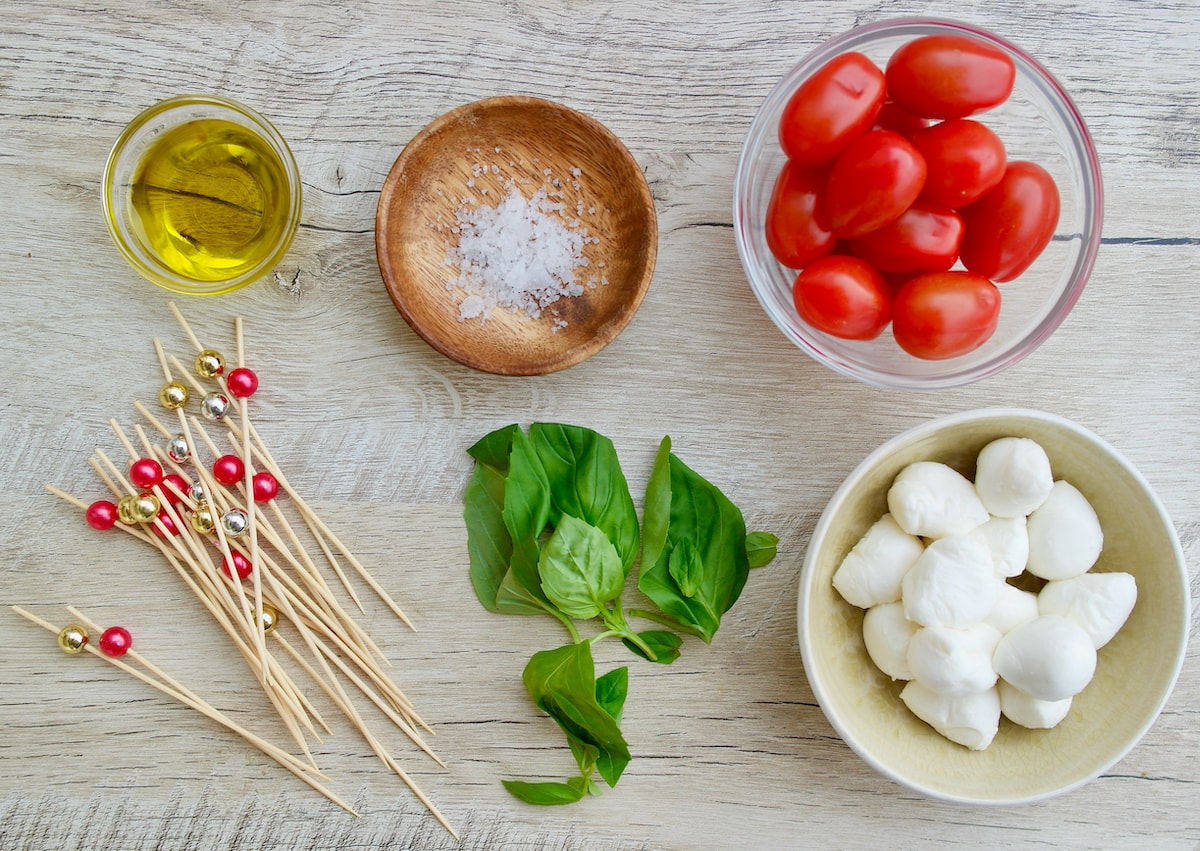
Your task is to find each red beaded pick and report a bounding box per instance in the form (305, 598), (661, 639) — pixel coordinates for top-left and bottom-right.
(152, 510), (181, 538)
(159, 474), (189, 505)
(86, 500), (119, 530)
(226, 367), (259, 399)
(221, 549), (253, 580)
(252, 471), (280, 503)
(129, 458), (164, 489)
(212, 454), (246, 486)
(99, 626), (133, 657)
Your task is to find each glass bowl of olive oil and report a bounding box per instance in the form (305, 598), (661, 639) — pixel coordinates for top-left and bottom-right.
(103, 94), (302, 296)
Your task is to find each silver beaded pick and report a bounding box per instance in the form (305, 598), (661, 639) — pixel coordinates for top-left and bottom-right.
(200, 391), (231, 421)
(221, 508), (249, 537)
(188, 482), (206, 503)
(166, 433), (190, 462)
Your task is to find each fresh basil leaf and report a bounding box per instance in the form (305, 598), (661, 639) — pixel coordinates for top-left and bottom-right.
(568, 665), (628, 774)
(746, 530), (779, 568)
(463, 462), (513, 611)
(530, 423), (640, 574)
(502, 428), (555, 605)
(537, 514), (624, 619)
(523, 643), (631, 789)
(467, 423), (520, 472)
(594, 666), (629, 723)
(637, 449), (750, 642)
(501, 778), (586, 806)
(668, 538), (704, 598)
(621, 629), (682, 665)
(495, 568), (556, 616)
(639, 435), (673, 577)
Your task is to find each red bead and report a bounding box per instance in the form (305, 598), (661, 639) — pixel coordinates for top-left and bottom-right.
(99, 626), (132, 657)
(129, 458), (164, 489)
(86, 500), (119, 530)
(221, 549), (253, 580)
(152, 510), (181, 537)
(159, 474), (189, 505)
(212, 454), (246, 486)
(252, 471), (280, 503)
(226, 367), (259, 399)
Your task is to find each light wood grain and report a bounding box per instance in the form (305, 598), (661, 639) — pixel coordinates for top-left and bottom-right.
(2, 1), (1198, 849)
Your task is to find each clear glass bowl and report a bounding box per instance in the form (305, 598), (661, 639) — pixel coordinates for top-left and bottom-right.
(734, 18), (1103, 390)
(102, 94), (302, 296)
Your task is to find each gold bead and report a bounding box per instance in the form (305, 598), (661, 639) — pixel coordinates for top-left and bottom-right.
(117, 494), (141, 525)
(190, 502), (216, 534)
(258, 603), (281, 635)
(57, 624), (89, 654)
(133, 493), (160, 522)
(159, 381), (190, 409)
(194, 349), (225, 379)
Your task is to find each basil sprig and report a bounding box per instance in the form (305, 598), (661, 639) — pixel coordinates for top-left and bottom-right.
(464, 423), (778, 804)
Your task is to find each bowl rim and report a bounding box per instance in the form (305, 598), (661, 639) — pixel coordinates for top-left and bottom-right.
(101, 93), (302, 296)
(734, 18), (1105, 390)
(797, 406), (1191, 804)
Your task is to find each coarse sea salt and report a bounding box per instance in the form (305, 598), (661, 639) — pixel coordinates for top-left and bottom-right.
(445, 184), (596, 325)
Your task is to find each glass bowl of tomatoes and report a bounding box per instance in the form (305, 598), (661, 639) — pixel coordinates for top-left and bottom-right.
(734, 18), (1102, 390)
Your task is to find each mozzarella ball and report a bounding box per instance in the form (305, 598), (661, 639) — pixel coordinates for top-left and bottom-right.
(887, 461), (990, 538)
(983, 581), (1039, 636)
(998, 679), (1073, 729)
(832, 514), (925, 609)
(993, 615), (1097, 701)
(1039, 572), (1137, 649)
(974, 437), (1054, 518)
(900, 680), (1001, 751)
(970, 514), (1029, 578)
(1026, 481), (1104, 580)
(902, 534), (999, 628)
(907, 623), (1002, 696)
(863, 602), (919, 680)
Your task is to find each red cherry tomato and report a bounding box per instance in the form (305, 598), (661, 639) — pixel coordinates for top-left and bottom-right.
(779, 52), (886, 167)
(874, 100), (930, 137)
(910, 119), (1007, 209)
(892, 271), (1001, 359)
(885, 34), (1016, 119)
(847, 201), (964, 274)
(765, 161), (838, 269)
(792, 255), (892, 340)
(959, 161), (1060, 282)
(824, 129), (927, 238)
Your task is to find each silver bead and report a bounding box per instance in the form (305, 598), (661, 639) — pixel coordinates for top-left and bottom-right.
(200, 391), (231, 421)
(188, 482), (206, 503)
(167, 434), (191, 463)
(221, 508), (249, 536)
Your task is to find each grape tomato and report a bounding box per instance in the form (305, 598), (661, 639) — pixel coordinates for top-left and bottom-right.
(779, 52), (886, 167)
(911, 119), (1007, 209)
(824, 129), (927, 238)
(847, 201), (963, 274)
(959, 161), (1060, 282)
(766, 161), (838, 269)
(792, 255), (892, 341)
(885, 34), (1016, 119)
(892, 271), (1001, 359)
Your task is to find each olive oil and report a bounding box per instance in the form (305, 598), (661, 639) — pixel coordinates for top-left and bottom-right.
(129, 118), (294, 282)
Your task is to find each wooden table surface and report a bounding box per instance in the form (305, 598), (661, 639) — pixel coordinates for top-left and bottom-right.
(2, 1), (1198, 848)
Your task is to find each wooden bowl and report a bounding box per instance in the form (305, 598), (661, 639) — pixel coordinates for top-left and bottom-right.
(376, 96), (658, 375)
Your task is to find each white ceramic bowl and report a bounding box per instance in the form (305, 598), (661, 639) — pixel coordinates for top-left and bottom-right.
(798, 408), (1189, 803)
(735, 19), (1103, 389)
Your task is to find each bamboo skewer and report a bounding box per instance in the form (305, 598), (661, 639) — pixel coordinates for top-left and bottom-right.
(34, 307), (453, 837)
(11, 606), (357, 817)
